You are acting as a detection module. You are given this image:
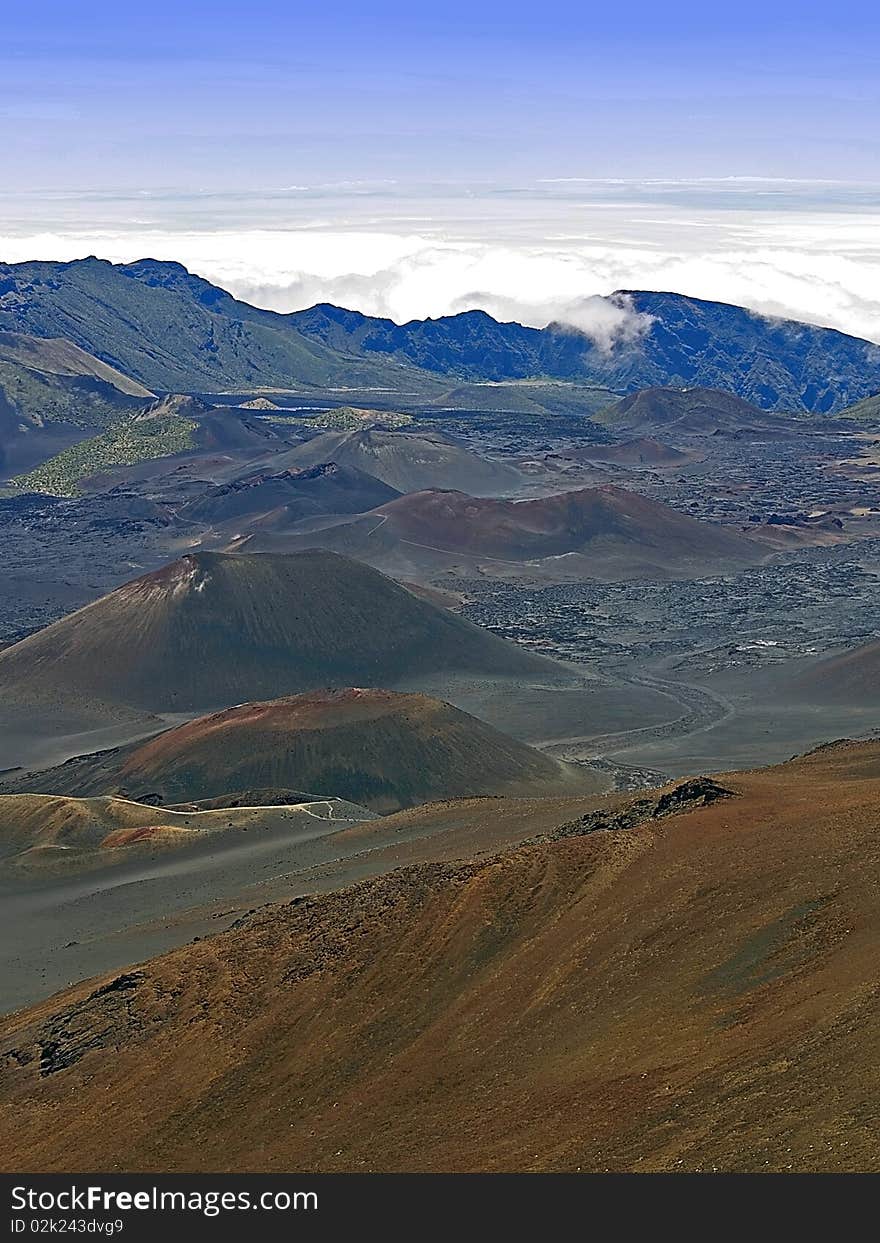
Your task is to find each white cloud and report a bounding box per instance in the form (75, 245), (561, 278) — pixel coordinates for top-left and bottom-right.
(2, 185), (879, 343)
(447, 291), (654, 351)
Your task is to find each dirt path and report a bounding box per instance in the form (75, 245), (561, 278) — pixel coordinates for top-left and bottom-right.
(541, 673), (735, 768)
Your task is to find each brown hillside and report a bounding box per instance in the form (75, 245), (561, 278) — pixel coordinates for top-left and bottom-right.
(788, 637), (880, 704)
(577, 437), (692, 467)
(366, 485), (760, 568)
(2, 689), (601, 811)
(0, 790), (374, 876)
(239, 484), (761, 581)
(3, 741), (880, 1171)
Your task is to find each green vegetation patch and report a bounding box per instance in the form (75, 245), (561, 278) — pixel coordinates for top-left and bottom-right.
(311, 406), (414, 430)
(836, 392), (880, 422)
(0, 361), (138, 432)
(11, 414), (197, 497)
(265, 405), (414, 432)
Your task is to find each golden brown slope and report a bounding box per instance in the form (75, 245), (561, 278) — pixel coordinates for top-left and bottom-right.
(371, 484), (759, 566)
(0, 790), (375, 876)
(2, 743), (879, 1173)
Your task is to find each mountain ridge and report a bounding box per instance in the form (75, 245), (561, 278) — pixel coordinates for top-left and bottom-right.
(0, 257), (442, 394)
(2, 258), (879, 410)
(290, 287), (880, 412)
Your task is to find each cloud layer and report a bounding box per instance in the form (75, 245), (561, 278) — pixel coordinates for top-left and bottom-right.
(2, 183), (879, 343)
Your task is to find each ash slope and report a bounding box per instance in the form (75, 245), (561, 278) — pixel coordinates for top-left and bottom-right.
(3, 740), (880, 1172)
(269, 426), (523, 496)
(596, 385), (783, 434)
(250, 485), (763, 582)
(0, 688), (601, 813)
(575, 436), (694, 467)
(787, 636), (880, 704)
(179, 462), (401, 528)
(0, 550), (554, 717)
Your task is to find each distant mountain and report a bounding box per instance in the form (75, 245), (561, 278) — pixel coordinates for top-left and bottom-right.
(602, 292), (880, 414)
(0, 550), (551, 717)
(0, 258), (441, 394)
(0, 332), (151, 475)
(291, 292), (880, 413)
(293, 304), (549, 378)
(249, 484), (762, 582)
(4, 688), (597, 811)
(2, 259), (878, 411)
(596, 386), (779, 434)
(270, 427), (523, 495)
(179, 462), (401, 527)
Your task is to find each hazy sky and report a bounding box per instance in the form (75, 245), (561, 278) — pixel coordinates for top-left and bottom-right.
(3, 1), (880, 339)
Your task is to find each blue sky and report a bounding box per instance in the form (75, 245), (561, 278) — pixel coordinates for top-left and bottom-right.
(2, 2), (880, 338)
(5, 1), (880, 186)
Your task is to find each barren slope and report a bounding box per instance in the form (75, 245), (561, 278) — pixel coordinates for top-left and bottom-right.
(271, 427), (523, 495)
(0, 550), (554, 717)
(597, 386), (782, 434)
(180, 462), (401, 528)
(2, 742), (879, 1171)
(251, 485), (762, 581)
(0, 688), (600, 811)
(788, 637), (880, 704)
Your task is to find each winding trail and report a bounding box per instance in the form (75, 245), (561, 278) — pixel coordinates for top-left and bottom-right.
(364, 514), (389, 537)
(542, 673), (736, 765)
